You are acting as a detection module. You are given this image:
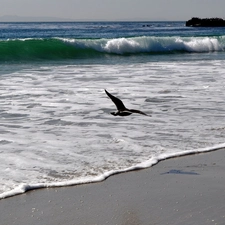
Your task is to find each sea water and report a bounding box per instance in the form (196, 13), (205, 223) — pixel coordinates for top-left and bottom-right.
(1, 21), (225, 199)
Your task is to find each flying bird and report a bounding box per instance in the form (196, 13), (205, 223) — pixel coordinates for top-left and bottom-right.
(105, 89), (149, 116)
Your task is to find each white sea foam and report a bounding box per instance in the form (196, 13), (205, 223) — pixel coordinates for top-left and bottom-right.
(1, 59), (225, 199)
(1, 143), (225, 199)
(61, 36), (225, 54)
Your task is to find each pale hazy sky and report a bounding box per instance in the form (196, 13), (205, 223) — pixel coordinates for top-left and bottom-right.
(1, 0), (225, 21)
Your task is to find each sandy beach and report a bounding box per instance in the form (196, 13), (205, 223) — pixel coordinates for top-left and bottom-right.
(0, 149), (225, 225)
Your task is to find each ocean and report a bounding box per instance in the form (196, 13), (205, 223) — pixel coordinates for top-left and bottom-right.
(1, 21), (225, 199)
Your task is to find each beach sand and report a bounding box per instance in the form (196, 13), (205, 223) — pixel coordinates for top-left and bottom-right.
(0, 149), (225, 225)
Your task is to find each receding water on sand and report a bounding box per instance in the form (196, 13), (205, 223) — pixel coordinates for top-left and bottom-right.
(1, 57), (225, 198)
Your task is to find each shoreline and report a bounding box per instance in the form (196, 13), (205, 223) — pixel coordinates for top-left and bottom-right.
(1, 143), (225, 200)
(1, 148), (225, 225)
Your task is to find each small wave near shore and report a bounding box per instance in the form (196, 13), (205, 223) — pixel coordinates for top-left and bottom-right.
(1, 143), (225, 200)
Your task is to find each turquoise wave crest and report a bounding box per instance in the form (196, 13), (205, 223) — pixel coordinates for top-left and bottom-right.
(1, 36), (225, 61)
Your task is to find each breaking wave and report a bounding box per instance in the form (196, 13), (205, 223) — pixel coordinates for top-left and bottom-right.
(0, 35), (225, 61)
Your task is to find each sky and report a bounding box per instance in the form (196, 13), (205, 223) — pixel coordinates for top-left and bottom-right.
(1, 0), (225, 21)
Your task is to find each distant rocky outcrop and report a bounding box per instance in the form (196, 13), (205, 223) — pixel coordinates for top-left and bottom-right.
(186, 17), (225, 27)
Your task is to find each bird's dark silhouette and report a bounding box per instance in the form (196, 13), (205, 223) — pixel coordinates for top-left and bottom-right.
(105, 89), (149, 116)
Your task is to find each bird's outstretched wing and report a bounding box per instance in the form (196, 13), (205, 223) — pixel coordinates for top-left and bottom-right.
(129, 109), (149, 116)
(105, 89), (126, 110)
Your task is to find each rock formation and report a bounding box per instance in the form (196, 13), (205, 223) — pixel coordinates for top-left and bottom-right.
(186, 17), (225, 27)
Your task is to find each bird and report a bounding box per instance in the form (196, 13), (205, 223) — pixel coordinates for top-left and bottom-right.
(105, 89), (149, 116)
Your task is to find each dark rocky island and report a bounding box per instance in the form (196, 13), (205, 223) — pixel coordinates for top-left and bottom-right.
(186, 17), (225, 27)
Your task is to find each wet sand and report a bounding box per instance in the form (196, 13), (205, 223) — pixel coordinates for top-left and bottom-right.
(0, 149), (225, 225)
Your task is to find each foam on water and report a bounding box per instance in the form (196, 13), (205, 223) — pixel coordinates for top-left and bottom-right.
(1, 143), (225, 199)
(1, 59), (225, 199)
(63, 36), (225, 54)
